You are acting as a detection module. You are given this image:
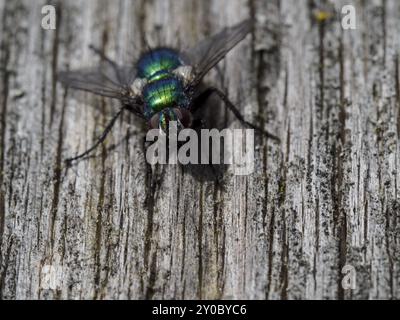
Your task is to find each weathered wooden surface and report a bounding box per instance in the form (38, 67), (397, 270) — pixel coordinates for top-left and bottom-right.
(0, 0), (399, 300)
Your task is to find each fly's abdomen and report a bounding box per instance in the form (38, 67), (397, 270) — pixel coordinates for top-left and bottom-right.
(143, 77), (188, 116)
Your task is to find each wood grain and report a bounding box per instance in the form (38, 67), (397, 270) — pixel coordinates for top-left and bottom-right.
(0, 0), (399, 299)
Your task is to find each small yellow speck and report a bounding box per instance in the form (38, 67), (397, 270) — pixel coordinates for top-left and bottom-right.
(314, 10), (332, 23)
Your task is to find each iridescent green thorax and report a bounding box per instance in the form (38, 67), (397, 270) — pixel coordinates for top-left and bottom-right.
(137, 48), (183, 83)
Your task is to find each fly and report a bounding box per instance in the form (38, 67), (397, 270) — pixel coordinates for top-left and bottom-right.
(58, 20), (280, 164)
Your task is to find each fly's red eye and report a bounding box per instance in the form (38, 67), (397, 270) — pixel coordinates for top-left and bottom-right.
(173, 108), (192, 128)
(149, 113), (160, 129)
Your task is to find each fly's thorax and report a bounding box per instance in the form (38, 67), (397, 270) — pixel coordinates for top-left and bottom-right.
(137, 48), (183, 81)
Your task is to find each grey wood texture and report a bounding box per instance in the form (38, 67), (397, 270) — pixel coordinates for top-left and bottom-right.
(0, 0), (399, 299)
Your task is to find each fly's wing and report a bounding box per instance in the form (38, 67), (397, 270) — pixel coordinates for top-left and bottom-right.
(183, 19), (251, 85)
(58, 62), (145, 118)
(58, 61), (136, 101)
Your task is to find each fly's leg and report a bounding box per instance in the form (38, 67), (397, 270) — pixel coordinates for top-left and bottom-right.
(89, 45), (118, 68)
(65, 107), (126, 164)
(88, 44), (128, 85)
(191, 87), (280, 142)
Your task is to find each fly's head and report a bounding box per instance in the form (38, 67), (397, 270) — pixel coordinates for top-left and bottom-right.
(149, 108), (192, 133)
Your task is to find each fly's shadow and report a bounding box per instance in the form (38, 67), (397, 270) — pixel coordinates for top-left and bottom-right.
(141, 128), (227, 187)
